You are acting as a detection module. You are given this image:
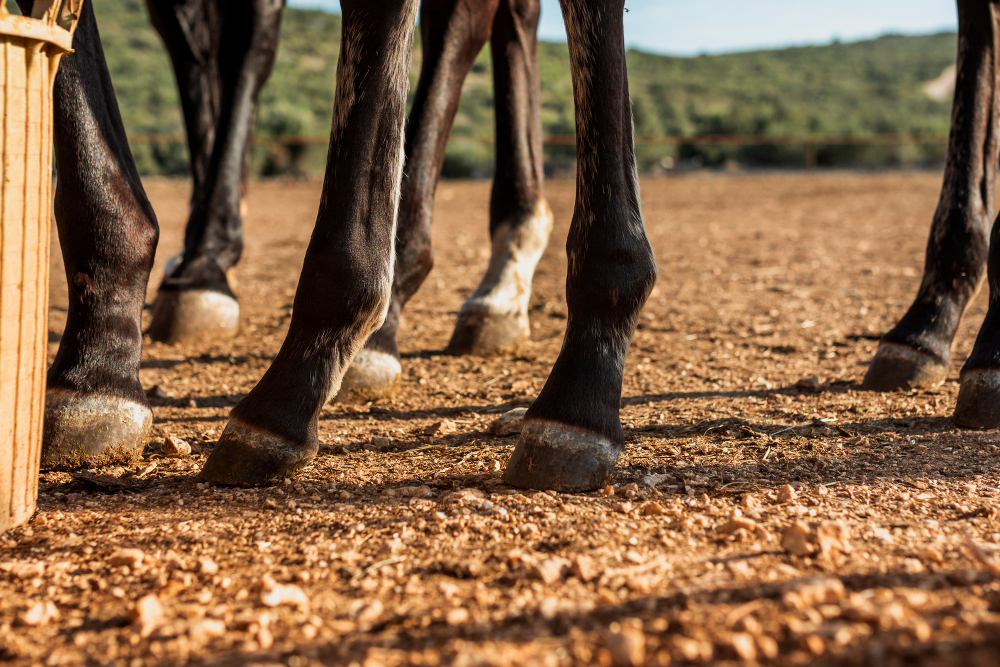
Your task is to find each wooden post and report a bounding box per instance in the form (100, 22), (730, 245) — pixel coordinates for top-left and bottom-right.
(0, 1), (82, 534)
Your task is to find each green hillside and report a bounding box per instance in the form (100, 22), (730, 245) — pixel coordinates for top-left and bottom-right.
(89, 0), (957, 176)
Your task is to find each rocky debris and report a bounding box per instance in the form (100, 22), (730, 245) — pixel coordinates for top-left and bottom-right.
(370, 436), (391, 450)
(259, 574), (309, 609)
(445, 607), (470, 625)
(605, 621), (646, 666)
(795, 375), (822, 391)
(145, 384), (170, 399)
(1, 561), (44, 580)
(782, 576), (846, 609)
(423, 419), (457, 436)
(488, 408), (527, 436)
(444, 487), (486, 504)
(777, 483), (797, 504)
(572, 555), (598, 582)
(350, 599), (384, 624)
(198, 557), (219, 575)
(640, 501), (667, 516)
(781, 521), (851, 558)
(717, 510), (758, 538)
(109, 548), (145, 569)
(20, 602), (59, 626)
(130, 594), (164, 638)
(163, 435), (191, 457)
(641, 473), (671, 487)
(188, 618), (226, 643)
(728, 632), (757, 661)
(527, 556), (570, 585)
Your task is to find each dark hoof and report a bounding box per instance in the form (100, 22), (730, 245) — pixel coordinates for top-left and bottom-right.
(862, 341), (948, 391)
(953, 369), (1000, 429)
(148, 290), (239, 344)
(446, 307), (529, 356)
(200, 417), (317, 486)
(332, 349), (401, 403)
(42, 389), (151, 469)
(502, 419), (621, 492)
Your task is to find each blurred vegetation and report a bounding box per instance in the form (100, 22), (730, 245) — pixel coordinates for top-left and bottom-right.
(90, 0), (957, 177)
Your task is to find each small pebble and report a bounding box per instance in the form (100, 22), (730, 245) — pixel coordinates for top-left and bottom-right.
(424, 419), (457, 436)
(259, 574), (309, 609)
(163, 436), (191, 458)
(130, 594), (164, 638)
(21, 601), (59, 626)
(109, 548), (144, 569)
(488, 408), (527, 436)
(777, 484), (797, 503)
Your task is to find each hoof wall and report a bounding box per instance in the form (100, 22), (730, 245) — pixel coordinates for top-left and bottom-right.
(200, 418), (317, 486)
(953, 369), (1000, 429)
(42, 390), (151, 469)
(862, 341), (948, 391)
(333, 349), (401, 403)
(446, 308), (529, 357)
(149, 290), (239, 344)
(502, 420), (621, 492)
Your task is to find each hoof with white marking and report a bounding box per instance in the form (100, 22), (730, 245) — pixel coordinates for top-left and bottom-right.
(953, 369), (1000, 429)
(862, 341), (948, 391)
(42, 389), (152, 469)
(502, 419), (621, 492)
(200, 417), (317, 486)
(332, 349), (402, 403)
(148, 289), (240, 344)
(446, 307), (529, 356)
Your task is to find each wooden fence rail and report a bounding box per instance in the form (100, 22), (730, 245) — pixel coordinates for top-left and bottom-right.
(126, 132), (951, 170)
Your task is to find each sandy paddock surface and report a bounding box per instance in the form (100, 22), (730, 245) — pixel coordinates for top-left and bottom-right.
(6, 172), (1000, 665)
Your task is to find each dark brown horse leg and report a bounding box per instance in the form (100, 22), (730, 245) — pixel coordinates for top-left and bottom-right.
(336, 0), (500, 402)
(446, 0), (552, 356)
(864, 0), (999, 391)
(42, 0), (160, 468)
(503, 0), (656, 491)
(950, 7), (1000, 426)
(201, 0), (419, 485)
(146, 0), (284, 344)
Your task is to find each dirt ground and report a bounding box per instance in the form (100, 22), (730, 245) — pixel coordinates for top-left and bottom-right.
(5, 171), (1000, 666)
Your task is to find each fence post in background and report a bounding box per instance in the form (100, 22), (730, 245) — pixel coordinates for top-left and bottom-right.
(805, 142), (818, 169)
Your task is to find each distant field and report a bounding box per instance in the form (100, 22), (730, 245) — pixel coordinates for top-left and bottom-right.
(93, 0), (957, 176)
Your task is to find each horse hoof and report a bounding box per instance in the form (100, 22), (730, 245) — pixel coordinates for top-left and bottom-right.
(502, 419), (621, 492)
(42, 389), (151, 469)
(200, 417), (317, 486)
(333, 349), (401, 403)
(446, 307), (529, 356)
(148, 290), (239, 344)
(953, 369), (1000, 429)
(862, 341), (948, 391)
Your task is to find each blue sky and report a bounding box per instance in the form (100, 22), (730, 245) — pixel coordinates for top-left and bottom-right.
(288, 0), (958, 56)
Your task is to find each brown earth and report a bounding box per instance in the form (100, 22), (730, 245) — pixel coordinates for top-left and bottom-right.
(5, 171), (1000, 666)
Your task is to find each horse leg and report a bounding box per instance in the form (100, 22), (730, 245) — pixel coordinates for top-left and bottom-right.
(863, 0), (999, 391)
(146, 0), (284, 343)
(42, 0), (160, 468)
(336, 0), (500, 402)
(201, 0), (419, 485)
(503, 0), (656, 491)
(446, 0), (553, 356)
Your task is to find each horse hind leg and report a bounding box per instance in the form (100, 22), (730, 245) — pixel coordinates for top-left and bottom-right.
(201, 0), (419, 485)
(863, 0), (998, 392)
(42, 0), (159, 469)
(503, 0), (657, 491)
(446, 0), (553, 357)
(334, 0), (500, 402)
(146, 0), (283, 344)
